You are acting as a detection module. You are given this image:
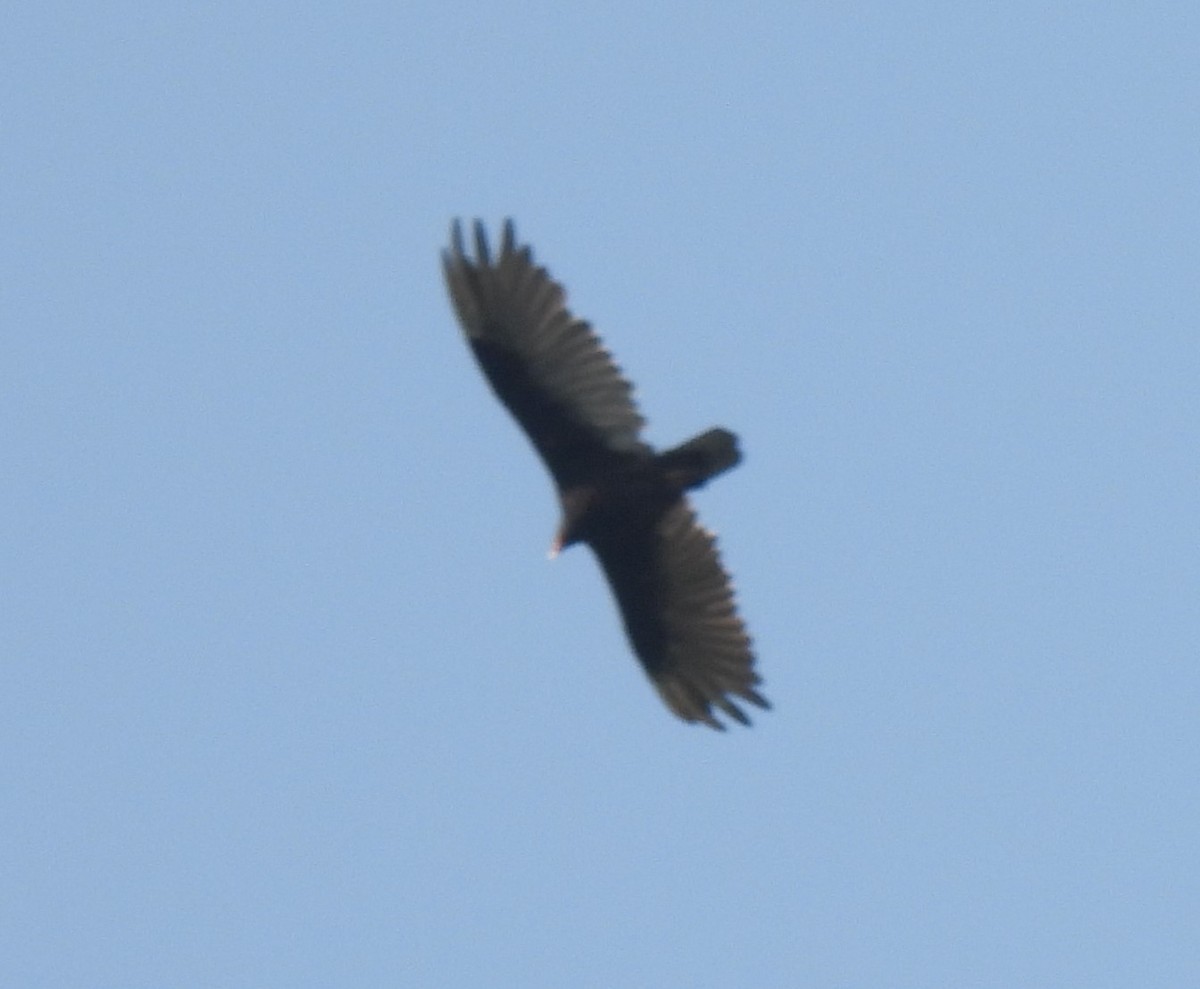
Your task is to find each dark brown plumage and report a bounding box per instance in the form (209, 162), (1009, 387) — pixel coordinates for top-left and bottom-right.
(442, 219), (768, 729)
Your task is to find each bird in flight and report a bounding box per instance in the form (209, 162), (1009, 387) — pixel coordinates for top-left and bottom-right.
(442, 219), (768, 730)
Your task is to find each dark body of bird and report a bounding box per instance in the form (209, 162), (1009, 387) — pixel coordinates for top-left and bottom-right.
(443, 219), (768, 730)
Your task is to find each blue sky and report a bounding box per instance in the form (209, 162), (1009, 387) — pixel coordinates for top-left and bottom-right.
(3, 3), (1197, 986)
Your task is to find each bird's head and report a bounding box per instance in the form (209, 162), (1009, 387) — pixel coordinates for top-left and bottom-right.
(548, 487), (595, 559)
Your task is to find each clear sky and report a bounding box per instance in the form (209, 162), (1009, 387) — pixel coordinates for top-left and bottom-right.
(4, 3), (1197, 986)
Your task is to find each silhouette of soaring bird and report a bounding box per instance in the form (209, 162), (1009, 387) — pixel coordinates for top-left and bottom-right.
(442, 219), (768, 729)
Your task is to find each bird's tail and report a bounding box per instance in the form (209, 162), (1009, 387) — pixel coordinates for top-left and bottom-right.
(657, 427), (742, 491)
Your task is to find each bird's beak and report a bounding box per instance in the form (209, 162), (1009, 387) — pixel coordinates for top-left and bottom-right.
(547, 523), (566, 560)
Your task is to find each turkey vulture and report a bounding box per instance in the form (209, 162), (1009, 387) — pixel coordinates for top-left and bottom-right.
(442, 219), (768, 730)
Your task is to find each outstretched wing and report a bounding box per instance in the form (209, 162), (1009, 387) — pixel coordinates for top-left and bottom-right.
(589, 501), (768, 730)
(442, 219), (650, 488)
